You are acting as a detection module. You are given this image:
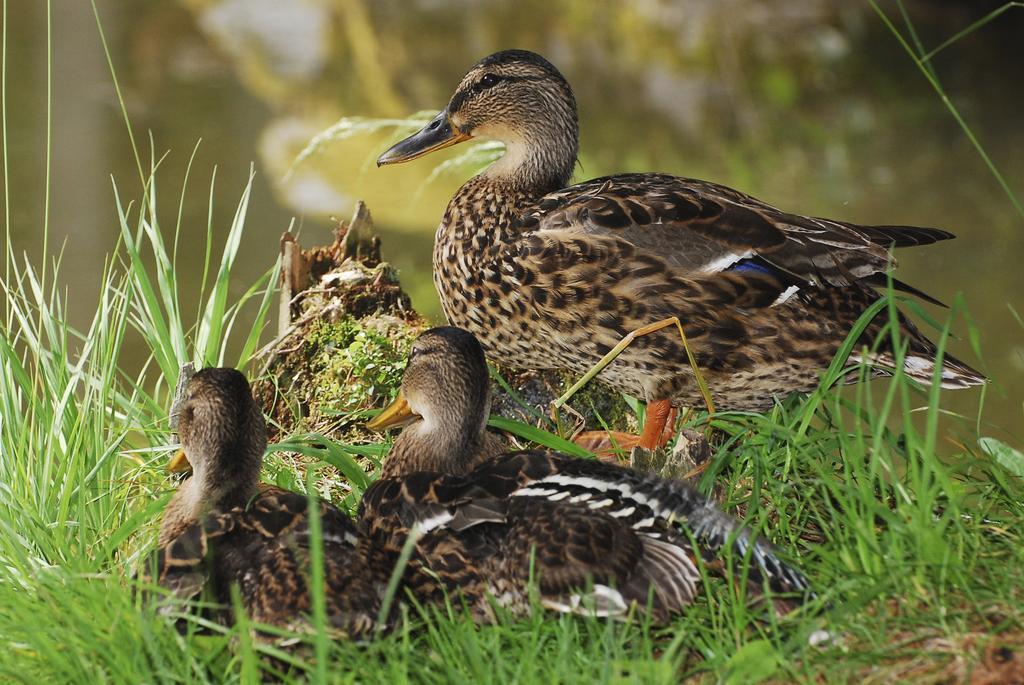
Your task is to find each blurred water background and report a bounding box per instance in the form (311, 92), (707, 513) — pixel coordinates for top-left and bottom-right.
(3, 0), (1021, 432)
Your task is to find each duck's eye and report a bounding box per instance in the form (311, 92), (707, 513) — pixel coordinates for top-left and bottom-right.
(474, 73), (502, 92)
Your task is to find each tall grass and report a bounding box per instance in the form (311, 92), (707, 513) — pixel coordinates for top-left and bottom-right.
(0, 153), (279, 544)
(0, 151), (283, 679)
(115, 148), (280, 389)
(871, 0), (1024, 219)
(0, 252), (138, 569)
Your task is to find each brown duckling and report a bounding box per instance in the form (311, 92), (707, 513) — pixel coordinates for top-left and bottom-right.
(366, 326), (507, 478)
(151, 367), (380, 638)
(358, 328), (813, 624)
(157, 368), (266, 546)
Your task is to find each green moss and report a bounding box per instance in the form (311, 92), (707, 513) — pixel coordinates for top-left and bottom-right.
(304, 316), (415, 418)
(558, 370), (636, 431)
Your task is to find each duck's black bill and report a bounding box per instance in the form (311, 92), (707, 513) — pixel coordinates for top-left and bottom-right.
(377, 111), (470, 166)
(168, 362), (197, 431)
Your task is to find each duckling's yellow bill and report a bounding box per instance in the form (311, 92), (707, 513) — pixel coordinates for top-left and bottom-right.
(366, 391), (419, 431)
(377, 111), (471, 166)
(167, 449), (192, 474)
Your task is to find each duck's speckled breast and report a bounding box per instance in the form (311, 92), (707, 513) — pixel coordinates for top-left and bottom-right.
(433, 177), (562, 365)
(431, 176), (674, 400)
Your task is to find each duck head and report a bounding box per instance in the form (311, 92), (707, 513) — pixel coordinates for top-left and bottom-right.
(377, 50), (579, 191)
(160, 367), (267, 544)
(367, 327), (493, 477)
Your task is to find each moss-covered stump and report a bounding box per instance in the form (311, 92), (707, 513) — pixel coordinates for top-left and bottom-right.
(253, 203), (424, 439)
(253, 201), (635, 446)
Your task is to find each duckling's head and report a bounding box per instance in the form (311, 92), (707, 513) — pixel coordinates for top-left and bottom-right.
(166, 368), (267, 516)
(367, 327), (494, 476)
(378, 50), (579, 190)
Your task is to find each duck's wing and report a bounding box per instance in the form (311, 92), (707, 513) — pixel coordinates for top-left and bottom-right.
(240, 489), (380, 635)
(487, 451), (814, 599)
(503, 497), (702, 619)
(360, 452), (813, 614)
(148, 512), (227, 605)
(515, 173), (953, 289)
(244, 486), (360, 548)
(151, 487), (369, 631)
(358, 472), (507, 542)
(359, 464), (700, 620)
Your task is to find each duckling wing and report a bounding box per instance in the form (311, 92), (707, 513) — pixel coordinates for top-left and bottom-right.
(358, 466), (700, 621)
(246, 486), (360, 548)
(149, 513), (226, 605)
(516, 173), (952, 289)
(221, 488), (374, 632)
(491, 451), (814, 600)
(360, 452), (812, 621)
(500, 497), (701, 620)
(152, 488), (373, 634)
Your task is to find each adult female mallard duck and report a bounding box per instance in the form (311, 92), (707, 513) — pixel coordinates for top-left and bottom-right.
(151, 367), (381, 638)
(377, 49), (984, 449)
(360, 327), (812, 623)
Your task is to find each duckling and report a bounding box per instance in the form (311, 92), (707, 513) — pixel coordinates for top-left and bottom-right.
(366, 326), (508, 478)
(151, 367), (380, 638)
(157, 367), (266, 547)
(359, 327), (812, 624)
(377, 49), (984, 448)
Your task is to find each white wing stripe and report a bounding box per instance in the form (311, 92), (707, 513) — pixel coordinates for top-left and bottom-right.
(702, 251), (752, 273)
(413, 511), (454, 534)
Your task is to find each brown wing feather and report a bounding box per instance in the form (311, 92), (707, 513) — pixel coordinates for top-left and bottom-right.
(151, 487), (378, 638)
(500, 498), (644, 594)
(516, 173), (952, 287)
(358, 451), (809, 623)
(149, 517), (219, 605)
(360, 472), (676, 621)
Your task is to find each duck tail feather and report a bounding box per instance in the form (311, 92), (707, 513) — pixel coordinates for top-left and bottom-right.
(852, 349), (986, 389)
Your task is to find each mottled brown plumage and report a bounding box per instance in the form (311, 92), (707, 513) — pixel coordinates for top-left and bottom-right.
(360, 449), (813, 624)
(151, 368), (382, 639)
(359, 329), (813, 623)
(378, 49), (984, 412)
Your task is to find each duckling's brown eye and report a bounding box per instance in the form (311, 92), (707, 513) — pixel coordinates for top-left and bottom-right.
(474, 73), (502, 92)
